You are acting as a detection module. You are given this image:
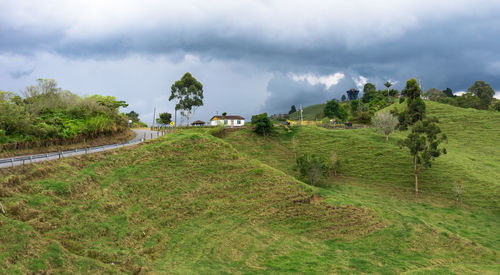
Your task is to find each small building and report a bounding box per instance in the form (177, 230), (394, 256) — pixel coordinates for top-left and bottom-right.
(191, 120), (206, 126)
(210, 115), (245, 127)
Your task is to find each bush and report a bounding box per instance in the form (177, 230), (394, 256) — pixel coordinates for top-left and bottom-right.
(208, 126), (226, 138)
(357, 111), (373, 124)
(296, 154), (329, 185)
(251, 113), (273, 136)
(371, 111), (399, 141)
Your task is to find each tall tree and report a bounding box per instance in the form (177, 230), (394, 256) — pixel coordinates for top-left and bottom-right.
(346, 88), (360, 101)
(467, 81), (494, 109)
(169, 73), (204, 127)
(402, 78), (426, 124)
(341, 95), (347, 102)
(288, 105), (297, 114)
(361, 83), (377, 103)
(384, 81), (393, 91)
(399, 117), (447, 195)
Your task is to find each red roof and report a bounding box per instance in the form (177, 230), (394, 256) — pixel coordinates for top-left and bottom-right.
(210, 115), (245, 120)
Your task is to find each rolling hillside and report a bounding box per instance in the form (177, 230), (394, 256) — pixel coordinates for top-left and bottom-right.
(0, 101), (498, 273)
(224, 101), (500, 273)
(0, 132), (381, 274)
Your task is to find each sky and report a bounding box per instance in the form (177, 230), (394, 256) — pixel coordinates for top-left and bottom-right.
(1, 0), (500, 124)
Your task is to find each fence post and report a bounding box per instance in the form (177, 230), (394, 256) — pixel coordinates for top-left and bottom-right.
(59, 150), (62, 159)
(151, 133), (153, 139)
(30, 156), (33, 164)
(11, 158), (14, 167)
(85, 147), (88, 154)
(143, 133), (146, 141)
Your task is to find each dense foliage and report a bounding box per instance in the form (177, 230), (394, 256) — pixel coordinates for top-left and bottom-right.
(156, 112), (172, 126)
(0, 79), (129, 144)
(251, 113), (274, 136)
(423, 81), (498, 112)
(323, 99), (348, 122)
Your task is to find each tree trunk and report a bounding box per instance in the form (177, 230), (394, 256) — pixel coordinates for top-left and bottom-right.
(414, 154), (419, 196)
(386, 134), (389, 142)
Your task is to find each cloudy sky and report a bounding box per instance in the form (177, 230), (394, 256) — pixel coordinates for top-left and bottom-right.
(1, 0), (500, 124)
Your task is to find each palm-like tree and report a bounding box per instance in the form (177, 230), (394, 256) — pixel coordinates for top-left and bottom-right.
(384, 81), (393, 90)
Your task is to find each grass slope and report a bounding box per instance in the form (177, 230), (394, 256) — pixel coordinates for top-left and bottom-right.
(288, 104), (325, 121)
(224, 101), (500, 273)
(0, 132), (381, 274)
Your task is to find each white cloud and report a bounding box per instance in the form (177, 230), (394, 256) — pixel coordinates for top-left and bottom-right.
(454, 91), (466, 96)
(289, 72), (345, 90)
(495, 91), (500, 99)
(352, 76), (368, 89)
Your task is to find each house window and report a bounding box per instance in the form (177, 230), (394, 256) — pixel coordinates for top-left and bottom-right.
(224, 120), (228, 124)
(237, 120), (241, 124)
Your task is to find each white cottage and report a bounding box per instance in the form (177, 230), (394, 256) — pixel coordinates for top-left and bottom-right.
(210, 115), (245, 127)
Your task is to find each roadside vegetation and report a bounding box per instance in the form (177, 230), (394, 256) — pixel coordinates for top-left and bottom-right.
(0, 79), (136, 156)
(0, 79), (130, 144)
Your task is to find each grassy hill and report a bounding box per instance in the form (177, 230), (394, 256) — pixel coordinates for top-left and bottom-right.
(0, 132), (382, 273)
(0, 101), (499, 273)
(224, 101), (500, 273)
(288, 103), (325, 120)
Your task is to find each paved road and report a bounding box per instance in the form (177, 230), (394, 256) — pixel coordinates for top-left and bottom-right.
(0, 129), (163, 169)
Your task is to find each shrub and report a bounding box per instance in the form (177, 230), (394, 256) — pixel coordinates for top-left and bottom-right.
(371, 111), (399, 141)
(208, 126), (226, 138)
(296, 154), (329, 185)
(251, 113), (273, 136)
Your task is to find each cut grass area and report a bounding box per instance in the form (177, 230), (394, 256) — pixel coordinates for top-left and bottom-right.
(0, 132), (383, 273)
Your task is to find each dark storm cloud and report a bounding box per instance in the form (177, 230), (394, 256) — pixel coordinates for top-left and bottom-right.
(1, 1), (500, 116)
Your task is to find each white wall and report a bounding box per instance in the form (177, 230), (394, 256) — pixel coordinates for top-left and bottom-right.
(210, 119), (245, 126)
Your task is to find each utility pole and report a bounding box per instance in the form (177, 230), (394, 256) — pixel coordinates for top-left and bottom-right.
(152, 107), (156, 130)
(300, 104), (303, 125)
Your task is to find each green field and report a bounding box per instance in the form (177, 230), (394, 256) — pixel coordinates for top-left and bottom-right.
(0, 101), (499, 273)
(288, 103), (325, 120)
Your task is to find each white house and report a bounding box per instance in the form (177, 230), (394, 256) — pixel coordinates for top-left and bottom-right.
(210, 115), (245, 127)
